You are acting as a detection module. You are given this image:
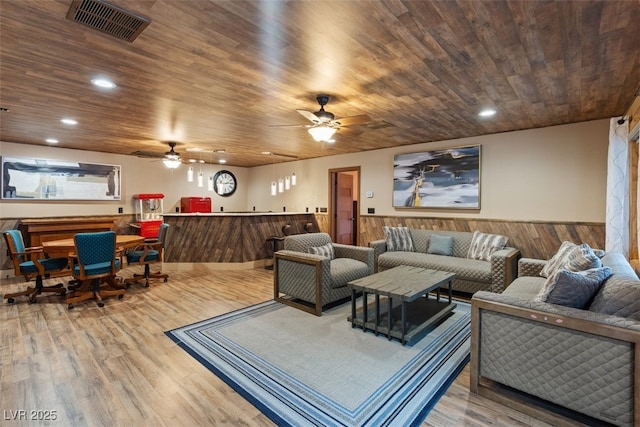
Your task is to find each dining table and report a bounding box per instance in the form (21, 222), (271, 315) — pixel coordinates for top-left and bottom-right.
(42, 234), (145, 258)
(42, 234), (145, 308)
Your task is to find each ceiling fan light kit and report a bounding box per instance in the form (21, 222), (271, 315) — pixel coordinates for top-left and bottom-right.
(163, 142), (182, 169)
(163, 157), (181, 169)
(308, 125), (337, 142)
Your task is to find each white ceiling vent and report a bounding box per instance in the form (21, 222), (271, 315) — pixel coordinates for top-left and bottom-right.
(66, 0), (150, 42)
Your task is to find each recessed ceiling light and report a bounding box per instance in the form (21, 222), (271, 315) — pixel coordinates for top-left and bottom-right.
(218, 159), (227, 164)
(45, 138), (59, 144)
(479, 109), (497, 117)
(61, 118), (78, 125)
(91, 78), (117, 89)
(261, 151), (272, 155)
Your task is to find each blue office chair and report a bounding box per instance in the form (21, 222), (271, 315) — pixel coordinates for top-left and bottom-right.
(125, 223), (170, 287)
(67, 231), (125, 309)
(3, 229), (69, 303)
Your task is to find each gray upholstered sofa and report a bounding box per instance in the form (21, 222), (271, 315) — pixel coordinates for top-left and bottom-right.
(274, 233), (374, 316)
(471, 252), (640, 427)
(369, 229), (519, 294)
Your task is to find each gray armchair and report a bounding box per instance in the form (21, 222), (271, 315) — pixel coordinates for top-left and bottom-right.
(274, 232), (374, 316)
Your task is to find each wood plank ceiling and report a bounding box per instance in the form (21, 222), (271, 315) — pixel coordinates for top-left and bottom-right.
(1, 0), (638, 167)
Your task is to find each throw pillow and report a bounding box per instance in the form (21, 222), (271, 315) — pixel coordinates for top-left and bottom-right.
(427, 234), (454, 256)
(466, 231), (508, 261)
(535, 266), (612, 309)
(565, 243), (602, 271)
(540, 241), (577, 278)
(308, 243), (335, 259)
(383, 226), (414, 252)
(540, 242), (602, 278)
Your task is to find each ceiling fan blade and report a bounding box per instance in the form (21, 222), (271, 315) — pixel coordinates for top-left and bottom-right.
(296, 109), (321, 123)
(333, 114), (371, 127)
(336, 126), (363, 137)
(269, 124), (311, 128)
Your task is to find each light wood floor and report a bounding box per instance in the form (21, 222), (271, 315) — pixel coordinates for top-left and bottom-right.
(0, 264), (578, 427)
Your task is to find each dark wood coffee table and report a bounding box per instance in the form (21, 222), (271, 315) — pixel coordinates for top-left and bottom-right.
(347, 265), (456, 345)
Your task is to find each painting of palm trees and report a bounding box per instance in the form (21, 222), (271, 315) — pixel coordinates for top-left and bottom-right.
(393, 145), (480, 209)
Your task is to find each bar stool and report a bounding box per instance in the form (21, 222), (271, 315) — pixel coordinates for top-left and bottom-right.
(265, 236), (285, 270)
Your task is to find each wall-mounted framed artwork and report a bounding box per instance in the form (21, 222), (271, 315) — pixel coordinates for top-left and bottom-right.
(1, 156), (121, 200)
(393, 145), (481, 209)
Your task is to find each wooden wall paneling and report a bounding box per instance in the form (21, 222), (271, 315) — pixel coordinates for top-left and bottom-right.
(358, 215), (605, 261)
(626, 95), (640, 134)
(241, 214), (316, 262)
(163, 214), (317, 264)
(630, 141), (638, 261)
(2, 1), (637, 168)
(164, 216), (243, 263)
(313, 214), (330, 234)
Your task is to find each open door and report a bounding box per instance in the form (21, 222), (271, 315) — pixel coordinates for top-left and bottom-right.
(329, 167), (360, 245)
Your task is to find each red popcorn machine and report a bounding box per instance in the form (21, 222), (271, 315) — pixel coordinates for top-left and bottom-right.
(132, 193), (164, 238)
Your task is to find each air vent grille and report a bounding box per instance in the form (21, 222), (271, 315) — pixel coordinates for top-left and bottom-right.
(67, 0), (150, 42)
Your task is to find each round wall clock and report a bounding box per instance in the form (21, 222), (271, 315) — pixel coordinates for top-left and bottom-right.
(213, 170), (237, 197)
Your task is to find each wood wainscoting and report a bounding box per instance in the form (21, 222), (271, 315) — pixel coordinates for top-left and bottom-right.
(163, 213), (318, 264)
(357, 215), (605, 260)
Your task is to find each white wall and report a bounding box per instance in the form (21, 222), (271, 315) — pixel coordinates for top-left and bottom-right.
(248, 119), (609, 222)
(1, 118), (608, 222)
(0, 142), (248, 218)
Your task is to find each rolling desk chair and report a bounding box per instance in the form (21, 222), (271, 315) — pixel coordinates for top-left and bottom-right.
(3, 229), (69, 303)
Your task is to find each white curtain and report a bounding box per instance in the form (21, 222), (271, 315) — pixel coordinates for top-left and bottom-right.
(605, 118), (629, 256)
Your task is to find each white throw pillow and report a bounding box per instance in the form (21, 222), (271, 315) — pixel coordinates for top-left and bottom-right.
(467, 231), (508, 261)
(540, 241), (601, 278)
(383, 226), (414, 252)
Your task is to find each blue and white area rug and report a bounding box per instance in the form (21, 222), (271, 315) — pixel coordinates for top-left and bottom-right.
(166, 300), (470, 427)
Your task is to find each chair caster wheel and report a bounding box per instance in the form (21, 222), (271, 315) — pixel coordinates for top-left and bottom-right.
(7, 298), (15, 304)
(97, 301), (105, 308)
(164, 278), (168, 283)
(118, 294), (124, 300)
(28, 298), (37, 304)
(68, 303), (74, 309)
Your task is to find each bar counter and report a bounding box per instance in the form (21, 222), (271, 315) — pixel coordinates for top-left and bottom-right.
(162, 212), (317, 266)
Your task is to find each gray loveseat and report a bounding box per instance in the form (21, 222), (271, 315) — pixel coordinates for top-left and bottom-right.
(471, 252), (640, 426)
(369, 229), (519, 294)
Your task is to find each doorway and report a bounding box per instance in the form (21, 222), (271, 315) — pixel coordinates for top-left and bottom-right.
(329, 167), (360, 245)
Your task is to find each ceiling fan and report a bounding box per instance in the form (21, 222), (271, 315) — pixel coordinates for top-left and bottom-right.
(131, 142), (185, 168)
(162, 142), (182, 168)
(272, 95), (371, 142)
